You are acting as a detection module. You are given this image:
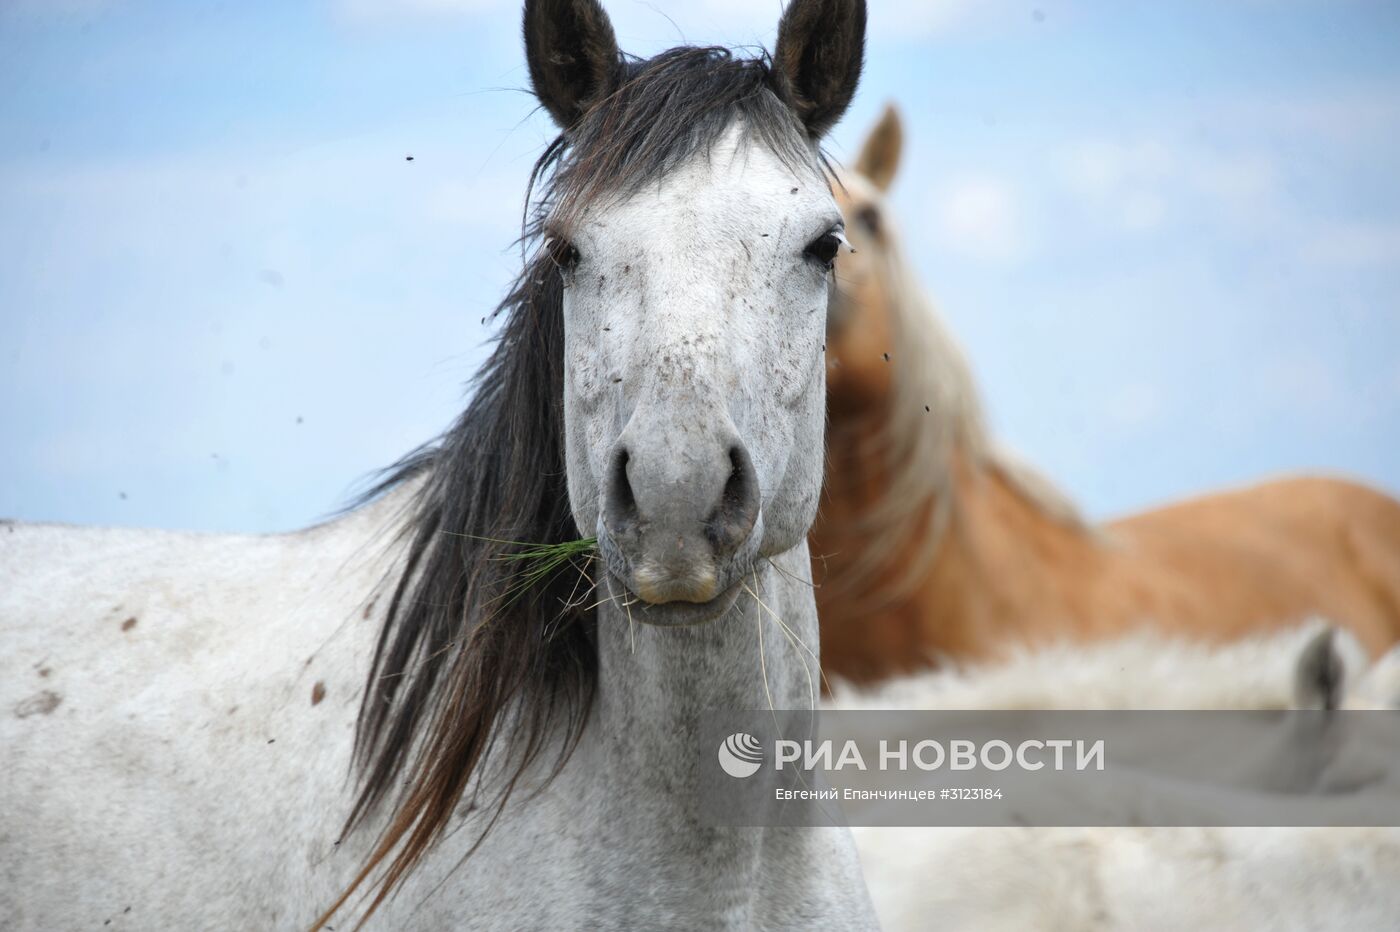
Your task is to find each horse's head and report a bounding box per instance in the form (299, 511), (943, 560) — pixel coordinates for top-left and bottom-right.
(827, 104), (904, 412)
(525, 0), (867, 624)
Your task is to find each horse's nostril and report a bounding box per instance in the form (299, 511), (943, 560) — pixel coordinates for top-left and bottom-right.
(606, 447), (638, 534)
(708, 445), (760, 553)
(722, 446), (749, 508)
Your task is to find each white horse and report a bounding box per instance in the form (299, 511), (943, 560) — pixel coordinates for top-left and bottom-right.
(0, 0), (880, 927)
(836, 623), (1400, 931)
(834, 620), (1380, 712)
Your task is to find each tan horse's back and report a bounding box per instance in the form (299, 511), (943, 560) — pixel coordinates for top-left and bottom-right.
(1106, 476), (1400, 655)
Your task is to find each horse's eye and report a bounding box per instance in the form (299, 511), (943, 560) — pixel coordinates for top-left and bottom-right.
(805, 231), (842, 270)
(547, 236), (581, 271)
(855, 204), (881, 237)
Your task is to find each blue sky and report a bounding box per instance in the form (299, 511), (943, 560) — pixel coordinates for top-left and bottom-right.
(2, 0), (1397, 532)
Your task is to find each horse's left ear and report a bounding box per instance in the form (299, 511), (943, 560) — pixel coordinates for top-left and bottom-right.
(524, 0), (623, 130)
(772, 0), (867, 138)
(855, 103), (902, 191)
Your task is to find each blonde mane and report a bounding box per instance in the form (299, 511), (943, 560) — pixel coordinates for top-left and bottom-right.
(831, 171), (1088, 597)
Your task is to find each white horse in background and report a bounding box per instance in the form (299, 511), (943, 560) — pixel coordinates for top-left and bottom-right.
(834, 619), (1385, 712)
(836, 623), (1400, 931)
(855, 821), (1400, 932)
(0, 0), (880, 928)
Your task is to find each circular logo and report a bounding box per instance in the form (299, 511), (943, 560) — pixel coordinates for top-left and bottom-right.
(718, 732), (764, 778)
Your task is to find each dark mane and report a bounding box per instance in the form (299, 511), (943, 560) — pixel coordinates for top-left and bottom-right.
(321, 46), (819, 926)
(550, 47), (817, 225)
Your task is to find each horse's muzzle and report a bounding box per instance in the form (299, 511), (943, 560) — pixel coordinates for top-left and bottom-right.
(596, 426), (762, 623)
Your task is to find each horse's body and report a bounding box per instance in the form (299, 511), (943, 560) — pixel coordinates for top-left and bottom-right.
(855, 822), (1400, 932)
(815, 105), (1400, 684)
(836, 624), (1400, 931)
(832, 619), (1378, 712)
(3, 493), (860, 928)
(1, 2), (880, 927)
(2, 500), (409, 928)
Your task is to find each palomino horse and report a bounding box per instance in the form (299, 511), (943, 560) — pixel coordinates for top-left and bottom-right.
(815, 104), (1400, 684)
(838, 625), (1400, 931)
(0, 1), (879, 927)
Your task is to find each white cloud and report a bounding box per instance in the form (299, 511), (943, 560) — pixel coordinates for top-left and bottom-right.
(1057, 139), (1174, 234)
(1192, 152), (1278, 204)
(1256, 354), (1345, 416)
(1060, 139), (1174, 199)
(933, 175), (1026, 262)
(1056, 137), (1282, 235)
(1299, 220), (1400, 269)
(1102, 381), (1162, 429)
(1119, 190), (1167, 233)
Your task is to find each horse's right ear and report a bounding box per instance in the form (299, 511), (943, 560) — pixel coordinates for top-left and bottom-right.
(524, 0), (622, 129)
(772, 0), (867, 138)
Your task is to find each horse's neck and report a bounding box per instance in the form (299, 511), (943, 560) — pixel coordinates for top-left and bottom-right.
(815, 422), (1098, 679)
(936, 452), (1103, 639)
(594, 543), (816, 760)
(581, 545), (820, 912)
